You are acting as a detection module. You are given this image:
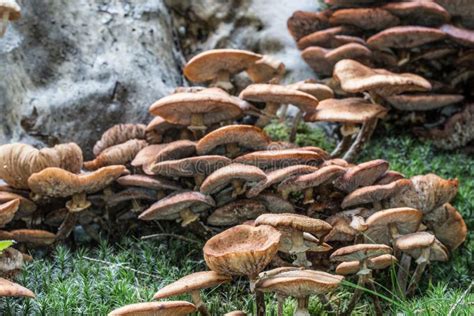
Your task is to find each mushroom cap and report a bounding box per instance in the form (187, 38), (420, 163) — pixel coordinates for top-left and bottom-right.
(224, 312), (246, 316)
(297, 26), (347, 50)
(207, 199), (267, 226)
(0, 191), (36, 218)
(334, 59), (432, 96)
(4, 229), (56, 246)
(84, 139), (147, 170)
(239, 84), (319, 114)
(278, 165), (346, 193)
(147, 140), (196, 164)
(200, 163), (266, 195)
(246, 55), (285, 83)
(28, 165), (129, 198)
(395, 232), (449, 262)
(330, 244), (392, 262)
(305, 98), (387, 124)
(183, 49), (262, 83)
(116, 174), (181, 191)
(256, 193), (295, 213)
(255, 213), (332, 237)
(365, 207), (423, 244)
(256, 269), (343, 297)
(367, 26), (446, 49)
(441, 24), (474, 47)
(0, 0), (21, 20)
(153, 271), (232, 299)
(139, 191), (215, 221)
(385, 94), (464, 111)
(196, 125), (271, 156)
(108, 301), (197, 316)
(0, 198), (19, 227)
(234, 149), (325, 170)
(375, 171), (405, 185)
(279, 231), (333, 253)
(342, 179), (413, 208)
(131, 144), (167, 168)
(324, 215), (359, 242)
(411, 174), (458, 213)
(382, 1), (450, 26)
(149, 92), (243, 126)
(246, 165), (318, 198)
(0, 278), (34, 298)
(149, 155), (231, 177)
(335, 254), (397, 275)
(93, 124), (146, 156)
(203, 224), (281, 277)
(324, 43), (373, 66)
(329, 7), (399, 30)
(286, 81), (334, 101)
(0, 247), (25, 273)
(287, 10), (330, 41)
(335, 159), (389, 192)
(105, 188), (157, 208)
(301, 47), (334, 76)
(424, 203), (467, 250)
(146, 116), (184, 133)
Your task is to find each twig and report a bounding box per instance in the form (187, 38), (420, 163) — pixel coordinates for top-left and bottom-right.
(447, 280), (473, 316)
(82, 256), (161, 279)
(140, 233), (201, 245)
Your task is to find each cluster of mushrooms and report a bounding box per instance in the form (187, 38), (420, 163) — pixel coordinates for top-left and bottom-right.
(0, 47), (468, 314)
(288, 0), (474, 150)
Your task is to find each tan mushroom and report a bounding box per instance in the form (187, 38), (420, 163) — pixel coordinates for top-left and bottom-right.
(246, 55), (286, 84)
(145, 116), (190, 144)
(207, 200), (267, 226)
(0, 198), (19, 227)
(108, 301), (197, 316)
(367, 26), (446, 50)
(0, 192), (37, 218)
(234, 149), (324, 170)
(0, 0), (20, 37)
(84, 139), (147, 170)
(329, 7), (400, 30)
(0, 277), (35, 298)
(335, 159), (389, 193)
(93, 124), (146, 156)
(336, 254), (397, 275)
(0, 229), (56, 246)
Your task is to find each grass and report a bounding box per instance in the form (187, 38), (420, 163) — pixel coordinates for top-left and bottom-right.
(1, 123), (473, 315)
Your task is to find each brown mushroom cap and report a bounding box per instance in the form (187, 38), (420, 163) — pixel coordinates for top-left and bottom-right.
(325, 43), (373, 65)
(183, 49), (262, 83)
(301, 46), (333, 76)
(342, 179), (413, 208)
(108, 301), (197, 316)
(441, 24), (474, 47)
(0, 278), (35, 298)
(196, 125), (271, 156)
(246, 55), (285, 83)
(28, 165), (129, 197)
(146, 116), (184, 134)
(305, 98), (387, 124)
(149, 92), (243, 126)
(255, 213), (332, 238)
(1, 229), (56, 246)
(93, 124), (146, 156)
(411, 174), (458, 213)
(335, 159), (389, 193)
(207, 200), (267, 226)
(385, 94), (464, 111)
(335, 254), (397, 275)
(375, 171), (405, 185)
(200, 163), (266, 195)
(139, 191), (215, 221)
(334, 59), (432, 96)
(84, 139), (147, 170)
(239, 84), (320, 114)
(395, 232), (448, 262)
(0, 198), (19, 227)
(297, 26), (347, 50)
(154, 271), (231, 299)
(329, 8), (399, 30)
(116, 174), (181, 191)
(287, 81), (334, 101)
(368, 26), (446, 49)
(149, 155), (231, 178)
(424, 203), (467, 250)
(330, 243), (392, 262)
(287, 10), (330, 41)
(147, 140), (196, 164)
(234, 149), (324, 170)
(0, 0), (21, 20)
(382, 1), (449, 26)
(0, 247), (25, 274)
(0, 191), (36, 218)
(203, 224), (281, 278)
(278, 165), (346, 194)
(365, 207), (423, 244)
(224, 311), (246, 316)
(105, 187), (157, 208)
(131, 144), (167, 168)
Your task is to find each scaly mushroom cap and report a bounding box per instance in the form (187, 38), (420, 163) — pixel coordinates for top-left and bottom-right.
(149, 155), (231, 178)
(411, 174), (458, 213)
(239, 84), (320, 114)
(84, 139), (147, 170)
(342, 179), (413, 208)
(325, 215), (359, 242)
(382, 1), (450, 26)
(246, 55), (285, 83)
(330, 243), (392, 262)
(247, 165), (318, 198)
(116, 174), (181, 191)
(0, 192), (36, 218)
(375, 171), (405, 185)
(441, 24), (474, 47)
(367, 26), (446, 49)
(234, 149), (325, 170)
(0, 198), (19, 227)
(335, 159), (389, 192)
(287, 10), (330, 41)
(184, 49), (262, 83)
(28, 165), (129, 197)
(207, 200), (267, 226)
(0, 0), (21, 20)
(154, 271), (232, 299)
(0, 229), (56, 246)
(108, 301), (197, 316)
(278, 165), (346, 193)
(0, 278), (34, 298)
(255, 213), (332, 238)
(0, 143), (83, 189)
(365, 207), (423, 244)
(196, 125), (271, 156)
(139, 191), (215, 221)
(204, 224), (281, 277)
(200, 164), (266, 195)
(335, 254), (397, 275)
(149, 92), (243, 126)
(305, 98), (387, 123)
(93, 124), (146, 156)
(395, 232), (449, 262)
(301, 47), (334, 76)
(256, 269), (343, 297)
(385, 94), (464, 111)
(131, 144), (167, 168)
(330, 7), (399, 30)
(334, 59), (432, 96)
(287, 81), (334, 100)
(424, 203), (467, 250)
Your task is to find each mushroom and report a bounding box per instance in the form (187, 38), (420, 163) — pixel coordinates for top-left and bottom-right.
(375, 170), (405, 185)
(139, 191), (215, 238)
(84, 139), (147, 170)
(367, 26), (446, 50)
(325, 209), (370, 243)
(330, 244), (392, 316)
(334, 159), (389, 193)
(0, 0), (20, 37)
(0, 278), (35, 298)
(183, 49), (263, 91)
(93, 124), (147, 156)
(329, 7), (400, 30)
(200, 163), (266, 198)
(0, 247), (27, 277)
(0, 198), (19, 227)
(153, 271), (232, 316)
(246, 55), (286, 84)
(116, 174), (181, 192)
(256, 268), (343, 316)
(440, 24), (474, 47)
(382, 1), (450, 27)
(336, 254), (397, 276)
(234, 149), (325, 170)
(286, 81), (334, 101)
(145, 116), (190, 144)
(224, 311), (246, 316)
(130, 144), (167, 169)
(0, 229), (56, 246)
(287, 10), (331, 41)
(196, 125), (271, 158)
(203, 224), (281, 316)
(207, 200), (267, 226)
(297, 26), (351, 50)
(0, 191), (37, 218)
(108, 301), (197, 316)
(255, 213), (332, 267)
(384, 94), (464, 111)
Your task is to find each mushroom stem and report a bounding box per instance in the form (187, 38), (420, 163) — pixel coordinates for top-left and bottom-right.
(179, 208), (199, 227)
(130, 199), (142, 213)
(396, 254), (411, 296)
(225, 143), (241, 158)
(179, 208), (212, 238)
(295, 297), (310, 316)
(256, 102), (280, 127)
(303, 188), (314, 205)
(189, 114), (207, 137)
(191, 290), (210, 316)
(290, 231), (310, 267)
(0, 12), (10, 37)
(343, 118), (378, 163)
(279, 104), (289, 122)
(331, 134), (353, 158)
(212, 69), (233, 91)
(407, 247), (430, 296)
(289, 110), (303, 143)
(231, 180), (245, 197)
(250, 275), (266, 316)
(388, 223), (401, 257)
(66, 192), (92, 213)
